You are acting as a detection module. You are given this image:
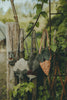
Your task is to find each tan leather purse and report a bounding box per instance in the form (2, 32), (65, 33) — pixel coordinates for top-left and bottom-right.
(39, 29), (51, 76)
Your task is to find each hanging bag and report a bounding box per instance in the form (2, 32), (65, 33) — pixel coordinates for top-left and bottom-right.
(39, 29), (51, 76)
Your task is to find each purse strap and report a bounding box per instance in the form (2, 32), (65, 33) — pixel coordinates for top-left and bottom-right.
(39, 29), (50, 54)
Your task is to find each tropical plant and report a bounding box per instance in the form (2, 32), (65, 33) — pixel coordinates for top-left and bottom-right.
(11, 82), (35, 100)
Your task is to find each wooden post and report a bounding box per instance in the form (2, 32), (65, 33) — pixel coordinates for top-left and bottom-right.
(6, 22), (20, 99)
(32, 78), (37, 100)
(20, 29), (24, 58)
(31, 30), (36, 53)
(27, 75), (37, 100)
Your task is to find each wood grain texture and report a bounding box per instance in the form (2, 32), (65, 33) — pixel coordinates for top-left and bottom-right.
(6, 22), (20, 99)
(20, 29), (24, 58)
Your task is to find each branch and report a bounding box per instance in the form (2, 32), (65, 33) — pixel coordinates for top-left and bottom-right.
(10, 0), (20, 29)
(10, 0), (20, 55)
(24, 13), (41, 41)
(24, 2), (44, 41)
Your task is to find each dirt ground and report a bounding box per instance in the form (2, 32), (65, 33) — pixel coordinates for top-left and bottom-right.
(0, 51), (7, 100)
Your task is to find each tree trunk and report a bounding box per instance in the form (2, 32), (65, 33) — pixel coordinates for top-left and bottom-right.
(10, 0), (19, 24)
(10, 0), (20, 58)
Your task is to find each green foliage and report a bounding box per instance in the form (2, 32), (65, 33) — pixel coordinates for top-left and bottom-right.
(0, 85), (7, 100)
(2, 0), (6, 1)
(38, 86), (50, 100)
(41, 11), (47, 18)
(26, 22), (34, 32)
(38, 0), (48, 3)
(27, 0), (47, 34)
(46, 14), (64, 30)
(33, 15), (39, 19)
(2, 0), (9, 1)
(46, 0), (67, 52)
(35, 4), (42, 15)
(34, 4), (42, 9)
(12, 82), (35, 100)
(36, 21), (39, 27)
(0, 18), (14, 23)
(50, 44), (57, 52)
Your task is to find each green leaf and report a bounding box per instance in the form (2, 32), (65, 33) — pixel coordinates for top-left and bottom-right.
(19, 99), (21, 100)
(50, 45), (57, 52)
(43, 0), (48, 3)
(13, 83), (21, 97)
(33, 15), (38, 19)
(13, 90), (17, 97)
(2, 0), (5, 1)
(12, 82), (35, 99)
(39, 86), (44, 91)
(36, 8), (41, 15)
(62, 44), (66, 49)
(36, 22), (39, 27)
(29, 88), (32, 93)
(34, 4), (42, 9)
(25, 87), (30, 92)
(26, 22), (34, 32)
(34, 4), (42, 15)
(42, 96), (46, 100)
(41, 11), (47, 18)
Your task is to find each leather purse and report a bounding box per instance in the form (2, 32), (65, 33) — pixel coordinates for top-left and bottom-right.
(39, 29), (51, 76)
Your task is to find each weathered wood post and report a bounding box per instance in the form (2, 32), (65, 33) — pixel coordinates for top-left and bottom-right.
(6, 22), (20, 99)
(31, 30), (36, 53)
(31, 30), (37, 100)
(32, 77), (37, 100)
(20, 29), (24, 58)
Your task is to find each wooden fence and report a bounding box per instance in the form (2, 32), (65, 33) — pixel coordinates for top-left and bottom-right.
(6, 22), (37, 100)
(6, 22), (67, 100)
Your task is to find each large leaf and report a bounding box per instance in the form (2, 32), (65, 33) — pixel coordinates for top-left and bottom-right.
(36, 8), (42, 15)
(41, 11), (47, 18)
(50, 45), (57, 52)
(33, 15), (38, 19)
(34, 4), (42, 15)
(26, 22), (34, 32)
(34, 4), (42, 9)
(36, 22), (39, 27)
